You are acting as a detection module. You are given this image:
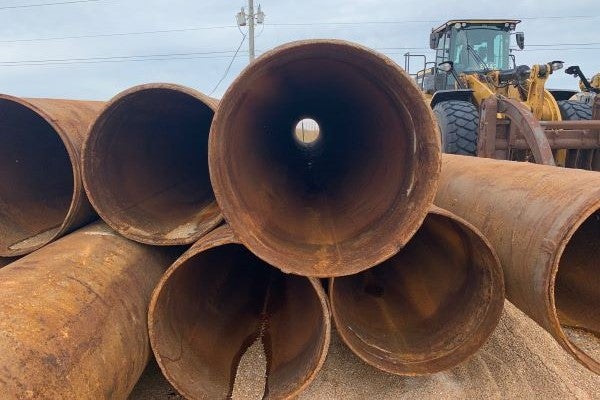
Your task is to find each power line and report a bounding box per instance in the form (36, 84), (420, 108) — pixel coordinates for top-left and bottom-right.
(1, 44), (598, 67)
(265, 15), (600, 27)
(2, 15), (599, 44)
(0, 25), (238, 44)
(0, 50), (245, 65)
(521, 47), (600, 51)
(527, 42), (600, 47)
(520, 15), (598, 20)
(0, 0), (106, 10)
(0, 54), (248, 67)
(266, 20), (437, 27)
(209, 34), (247, 95)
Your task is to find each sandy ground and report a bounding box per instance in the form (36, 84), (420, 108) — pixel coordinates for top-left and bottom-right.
(129, 301), (600, 399)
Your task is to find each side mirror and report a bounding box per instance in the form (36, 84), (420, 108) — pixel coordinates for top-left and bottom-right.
(438, 61), (454, 72)
(430, 33), (439, 50)
(565, 65), (581, 77)
(515, 32), (525, 50)
(550, 60), (564, 71)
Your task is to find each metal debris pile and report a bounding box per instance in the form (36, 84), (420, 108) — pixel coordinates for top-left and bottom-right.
(0, 40), (598, 399)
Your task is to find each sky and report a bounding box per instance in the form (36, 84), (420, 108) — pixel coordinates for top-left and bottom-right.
(0, 0), (598, 100)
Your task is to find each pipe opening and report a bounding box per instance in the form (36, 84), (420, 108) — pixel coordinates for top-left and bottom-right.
(85, 86), (219, 244)
(150, 244), (328, 399)
(0, 99), (73, 254)
(555, 210), (600, 362)
(211, 41), (439, 276)
(331, 212), (503, 374)
(294, 118), (321, 146)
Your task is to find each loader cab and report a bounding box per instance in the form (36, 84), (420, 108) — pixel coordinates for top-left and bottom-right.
(427, 20), (521, 91)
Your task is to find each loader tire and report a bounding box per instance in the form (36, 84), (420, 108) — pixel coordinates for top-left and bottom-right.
(433, 100), (479, 156)
(557, 100), (592, 120)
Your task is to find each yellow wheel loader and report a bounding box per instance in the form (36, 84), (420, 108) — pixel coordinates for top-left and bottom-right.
(405, 19), (600, 170)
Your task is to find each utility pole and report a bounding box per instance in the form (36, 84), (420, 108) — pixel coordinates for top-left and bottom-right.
(236, 1), (265, 63)
(248, 0), (255, 61)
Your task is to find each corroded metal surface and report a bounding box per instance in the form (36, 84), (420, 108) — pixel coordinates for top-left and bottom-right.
(0, 95), (103, 257)
(82, 83), (222, 246)
(0, 222), (179, 399)
(329, 206), (504, 375)
(209, 40), (441, 277)
(435, 154), (600, 374)
(149, 225), (331, 399)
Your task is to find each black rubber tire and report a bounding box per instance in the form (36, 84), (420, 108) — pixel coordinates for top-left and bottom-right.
(557, 100), (592, 120)
(433, 100), (479, 156)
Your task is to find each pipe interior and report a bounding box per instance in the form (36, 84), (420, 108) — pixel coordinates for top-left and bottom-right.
(331, 213), (498, 373)
(151, 244), (327, 399)
(218, 45), (424, 270)
(89, 88), (217, 241)
(0, 99), (73, 253)
(555, 210), (600, 354)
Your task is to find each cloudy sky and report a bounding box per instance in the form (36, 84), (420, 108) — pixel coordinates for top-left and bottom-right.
(0, 0), (598, 100)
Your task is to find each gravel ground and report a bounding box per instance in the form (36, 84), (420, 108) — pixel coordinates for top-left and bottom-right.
(129, 301), (600, 399)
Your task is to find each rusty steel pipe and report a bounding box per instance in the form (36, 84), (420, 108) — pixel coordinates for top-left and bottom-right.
(0, 222), (180, 398)
(149, 225), (331, 400)
(209, 40), (441, 277)
(0, 95), (103, 257)
(497, 134), (600, 150)
(435, 154), (600, 374)
(329, 206), (504, 375)
(540, 120), (600, 130)
(82, 83), (222, 246)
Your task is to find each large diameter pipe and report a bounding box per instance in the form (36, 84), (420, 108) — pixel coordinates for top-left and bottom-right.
(330, 206), (504, 375)
(149, 225), (331, 399)
(209, 40), (441, 277)
(82, 83), (222, 246)
(0, 222), (179, 398)
(0, 95), (103, 257)
(435, 154), (600, 374)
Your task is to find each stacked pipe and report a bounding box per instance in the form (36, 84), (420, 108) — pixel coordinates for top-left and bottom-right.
(0, 95), (103, 256)
(435, 155), (600, 375)
(0, 38), (596, 400)
(0, 40), (507, 399)
(139, 39), (505, 399)
(81, 83), (222, 245)
(0, 222), (180, 397)
(0, 91), (189, 398)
